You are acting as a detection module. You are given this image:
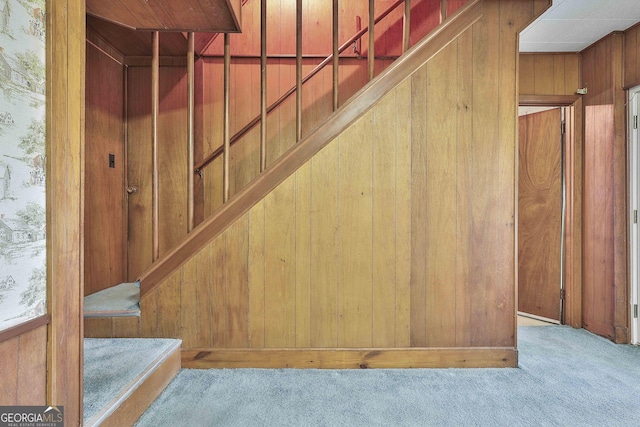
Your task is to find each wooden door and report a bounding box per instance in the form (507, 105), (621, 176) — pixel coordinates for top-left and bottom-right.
(518, 108), (562, 321)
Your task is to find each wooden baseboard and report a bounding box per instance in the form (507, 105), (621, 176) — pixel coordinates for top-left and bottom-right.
(182, 347), (517, 369)
(86, 342), (181, 427)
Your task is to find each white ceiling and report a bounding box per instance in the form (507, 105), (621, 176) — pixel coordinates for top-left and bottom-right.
(519, 0), (640, 52)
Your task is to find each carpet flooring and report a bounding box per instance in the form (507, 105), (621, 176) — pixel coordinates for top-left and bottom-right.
(84, 338), (181, 425)
(134, 326), (640, 427)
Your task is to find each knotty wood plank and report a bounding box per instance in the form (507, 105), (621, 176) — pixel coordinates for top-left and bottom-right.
(372, 91), (397, 348)
(310, 142), (340, 347)
(182, 347), (517, 369)
(410, 64), (428, 347)
(295, 163), (312, 348)
(455, 29), (473, 347)
(264, 176), (296, 347)
(425, 41), (457, 347)
(395, 79), (412, 348)
(248, 200), (266, 348)
(225, 215), (250, 348)
(338, 112), (373, 348)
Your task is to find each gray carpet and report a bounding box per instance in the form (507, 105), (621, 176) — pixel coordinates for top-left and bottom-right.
(84, 282), (140, 317)
(84, 338), (181, 425)
(135, 326), (640, 427)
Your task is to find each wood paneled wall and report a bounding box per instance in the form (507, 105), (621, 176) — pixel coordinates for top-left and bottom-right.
(85, 43), (125, 296)
(624, 22), (640, 88)
(195, 0), (469, 221)
(519, 53), (580, 96)
(0, 324), (47, 405)
(581, 33), (629, 343)
(48, 0), (85, 422)
(126, 66), (189, 280)
(122, 0), (546, 368)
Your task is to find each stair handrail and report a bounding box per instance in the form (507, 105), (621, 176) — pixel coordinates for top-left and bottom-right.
(139, 0), (483, 297)
(193, 0), (406, 173)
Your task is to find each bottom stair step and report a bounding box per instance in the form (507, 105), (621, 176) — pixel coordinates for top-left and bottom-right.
(84, 338), (181, 427)
(84, 282), (141, 318)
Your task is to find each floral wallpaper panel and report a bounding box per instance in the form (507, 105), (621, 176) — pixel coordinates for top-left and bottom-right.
(0, 0), (46, 331)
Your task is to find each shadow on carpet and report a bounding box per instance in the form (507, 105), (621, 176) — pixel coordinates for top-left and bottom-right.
(135, 326), (640, 426)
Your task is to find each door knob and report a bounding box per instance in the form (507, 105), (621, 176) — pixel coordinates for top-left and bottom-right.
(126, 186), (138, 194)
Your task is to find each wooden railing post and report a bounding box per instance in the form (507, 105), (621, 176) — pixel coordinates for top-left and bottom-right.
(333, 0), (339, 111)
(152, 31), (160, 261)
(403, 0), (411, 52)
(223, 33), (231, 203)
(368, 0), (375, 81)
(296, 0), (303, 142)
(187, 32), (195, 232)
(440, 0), (448, 23)
(260, 0), (267, 171)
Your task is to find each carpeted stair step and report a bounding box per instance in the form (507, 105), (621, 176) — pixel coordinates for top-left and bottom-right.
(84, 338), (182, 427)
(84, 282), (140, 318)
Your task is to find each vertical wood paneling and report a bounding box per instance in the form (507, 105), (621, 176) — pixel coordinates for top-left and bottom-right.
(582, 34), (629, 343)
(519, 53), (581, 96)
(0, 325), (47, 405)
(426, 42), (458, 347)
(248, 201), (266, 348)
(338, 113), (373, 348)
(211, 235), (228, 347)
(497, 0), (529, 346)
(372, 92), (397, 348)
(157, 270), (181, 337)
(127, 67), (154, 281)
(410, 64), (428, 347)
(181, 259), (199, 347)
(310, 142), (339, 347)
(264, 176), (296, 347)
(623, 24), (638, 88)
(195, 243), (213, 347)
(295, 163), (312, 347)
(158, 67), (188, 256)
(470, 0), (500, 346)
(137, 0), (540, 356)
(85, 44), (125, 296)
(455, 29), (473, 347)
(225, 215), (250, 347)
(395, 79), (412, 347)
